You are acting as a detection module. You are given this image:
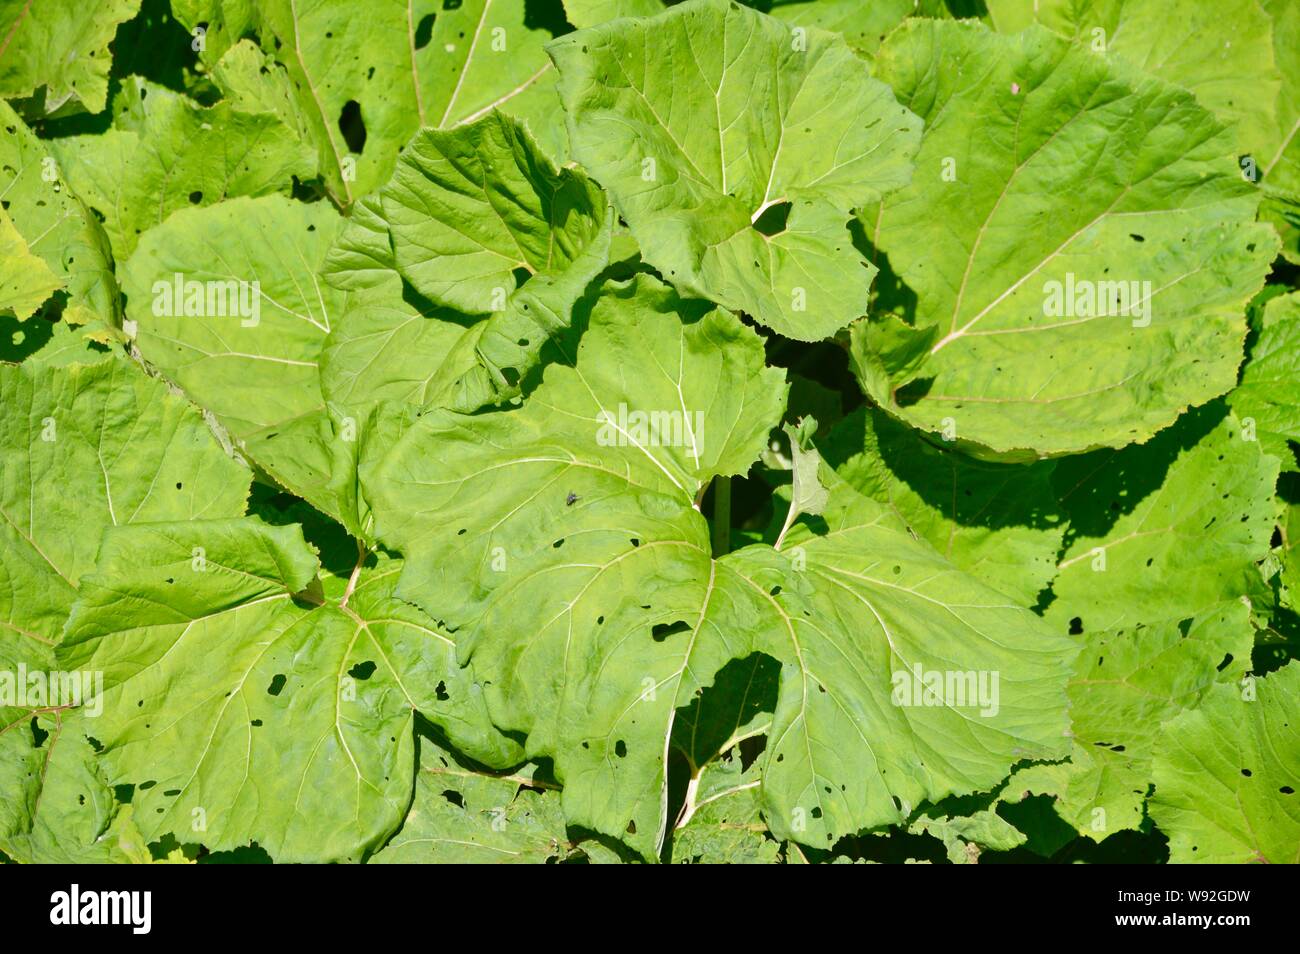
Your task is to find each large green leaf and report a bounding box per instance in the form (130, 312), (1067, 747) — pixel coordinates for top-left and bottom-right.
(824, 406), (1064, 604)
(986, 0), (1282, 161)
(860, 20), (1277, 458)
(1052, 601), (1253, 840)
(1047, 408), (1278, 634)
(989, 0), (1300, 262)
(322, 111), (612, 411)
(173, 0), (569, 204)
(1150, 661), (1300, 864)
(365, 275), (1073, 854)
(0, 357), (249, 861)
(58, 518), (520, 863)
(1229, 291), (1300, 470)
(0, 102), (117, 325)
(52, 78), (315, 261)
(122, 195), (382, 537)
(328, 112), (606, 314)
(548, 0), (922, 340)
(0, 0), (141, 113)
(0, 710), (151, 864)
(0, 358), (249, 644)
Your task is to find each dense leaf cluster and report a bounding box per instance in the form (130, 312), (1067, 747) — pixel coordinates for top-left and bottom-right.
(2, 0), (1297, 864)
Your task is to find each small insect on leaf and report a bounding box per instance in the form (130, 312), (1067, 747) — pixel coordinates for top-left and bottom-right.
(566, 492), (579, 506)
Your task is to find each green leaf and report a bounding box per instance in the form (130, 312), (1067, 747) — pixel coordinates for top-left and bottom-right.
(0, 0), (142, 113)
(122, 195), (385, 537)
(1150, 661), (1300, 863)
(1047, 408), (1279, 633)
(322, 111), (612, 410)
(0, 102), (118, 325)
(0, 710), (144, 864)
(1053, 601), (1254, 840)
(987, 0), (1282, 161)
(371, 736), (570, 864)
(0, 312), (117, 367)
(176, 0), (570, 204)
(0, 357), (249, 861)
(824, 407), (1064, 605)
(327, 112), (602, 310)
(672, 755), (783, 864)
(365, 275), (1073, 854)
(208, 39), (319, 149)
(58, 518), (520, 863)
(848, 314), (937, 396)
(548, 0), (922, 340)
(1229, 291), (1300, 470)
(861, 20), (1278, 458)
(52, 78), (315, 261)
(0, 358), (250, 644)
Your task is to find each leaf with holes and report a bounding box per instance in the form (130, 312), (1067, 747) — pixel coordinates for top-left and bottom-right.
(0, 357), (250, 862)
(824, 406), (1065, 604)
(1046, 407), (1278, 634)
(121, 195), (394, 538)
(0, 103), (118, 326)
(1050, 601), (1253, 840)
(1150, 661), (1300, 863)
(52, 78), (315, 261)
(363, 275), (1074, 855)
(859, 20), (1278, 458)
(322, 111), (612, 411)
(1229, 291), (1300, 470)
(0, 0), (141, 113)
(58, 518), (520, 863)
(171, 0), (570, 204)
(548, 0), (921, 340)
